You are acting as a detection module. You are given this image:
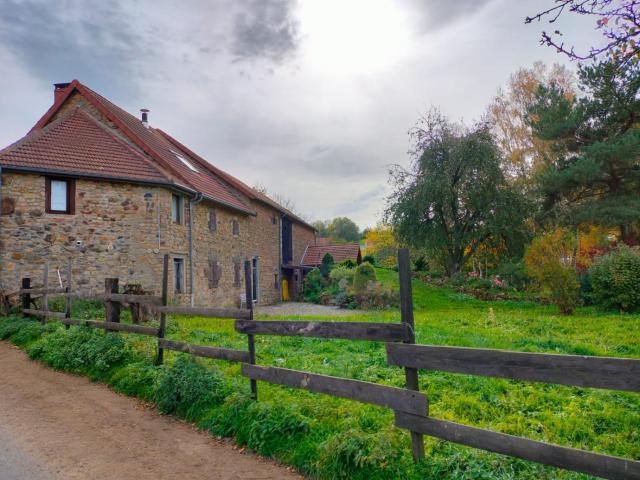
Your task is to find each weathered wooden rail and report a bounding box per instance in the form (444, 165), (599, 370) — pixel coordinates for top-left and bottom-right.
(18, 250), (640, 479)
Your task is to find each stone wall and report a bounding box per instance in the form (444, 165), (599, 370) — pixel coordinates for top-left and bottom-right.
(1, 171), (313, 307)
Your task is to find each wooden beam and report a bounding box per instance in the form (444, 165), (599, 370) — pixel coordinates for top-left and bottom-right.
(235, 320), (411, 342)
(158, 339), (250, 363)
(395, 412), (640, 480)
(156, 306), (251, 319)
(245, 260), (258, 400)
(19, 287), (67, 295)
(386, 344), (640, 392)
(22, 309), (65, 319)
(242, 364), (428, 415)
(103, 293), (163, 305)
(157, 254), (169, 365)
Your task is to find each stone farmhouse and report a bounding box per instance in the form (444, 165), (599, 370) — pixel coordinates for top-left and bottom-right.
(0, 80), (316, 307)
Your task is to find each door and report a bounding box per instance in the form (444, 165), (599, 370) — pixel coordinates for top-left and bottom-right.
(282, 217), (293, 264)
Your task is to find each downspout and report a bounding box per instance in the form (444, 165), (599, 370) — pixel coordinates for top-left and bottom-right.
(188, 192), (204, 306)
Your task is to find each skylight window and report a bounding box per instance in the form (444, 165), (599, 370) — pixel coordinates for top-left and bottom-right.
(171, 150), (199, 172)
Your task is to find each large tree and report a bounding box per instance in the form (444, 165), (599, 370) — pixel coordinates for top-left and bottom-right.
(386, 111), (529, 276)
(327, 217), (361, 243)
(488, 62), (575, 182)
(527, 59), (640, 241)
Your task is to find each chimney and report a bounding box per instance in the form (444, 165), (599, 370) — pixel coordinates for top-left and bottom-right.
(140, 108), (149, 126)
(53, 82), (71, 104)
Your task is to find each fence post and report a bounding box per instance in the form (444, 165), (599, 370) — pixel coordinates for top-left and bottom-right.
(21, 278), (31, 318)
(398, 248), (425, 461)
(105, 278), (120, 327)
(41, 263), (49, 325)
(65, 260), (72, 329)
(244, 259), (258, 400)
(156, 254), (169, 365)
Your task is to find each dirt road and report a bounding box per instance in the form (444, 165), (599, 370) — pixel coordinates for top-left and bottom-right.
(0, 341), (302, 480)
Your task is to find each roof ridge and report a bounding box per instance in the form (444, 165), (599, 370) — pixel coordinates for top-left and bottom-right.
(73, 107), (174, 183)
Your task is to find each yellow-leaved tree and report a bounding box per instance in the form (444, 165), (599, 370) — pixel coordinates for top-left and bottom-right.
(363, 225), (398, 268)
(524, 228), (579, 314)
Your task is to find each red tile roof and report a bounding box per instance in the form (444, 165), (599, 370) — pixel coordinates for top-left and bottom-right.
(302, 244), (362, 267)
(0, 107), (167, 183)
(2, 80), (318, 223)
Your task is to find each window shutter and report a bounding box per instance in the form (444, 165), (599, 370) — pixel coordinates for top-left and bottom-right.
(233, 257), (242, 287)
(208, 255), (221, 288)
(209, 209), (217, 232)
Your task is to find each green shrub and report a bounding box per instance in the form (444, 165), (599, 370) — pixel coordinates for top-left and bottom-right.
(320, 253), (335, 278)
(303, 268), (327, 303)
(111, 362), (160, 401)
(413, 256), (428, 271)
(362, 254), (375, 265)
(0, 316), (27, 340)
(10, 321), (49, 346)
(200, 391), (253, 438)
(354, 284), (399, 310)
(353, 262), (377, 292)
(317, 429), (406, 480)
(340, 259), (357, 269)
(524, 229), (579, 315)
(496, 261), (530, 290)
(330, 265), (355, 285)
(589, 245), (640, 312)
(155, 356), (230, 421)
(244, 401), (311, 457)
(27, 326), (132, 380)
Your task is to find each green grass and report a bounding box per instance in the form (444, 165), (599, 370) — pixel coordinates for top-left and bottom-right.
(1, 268), (638, 479)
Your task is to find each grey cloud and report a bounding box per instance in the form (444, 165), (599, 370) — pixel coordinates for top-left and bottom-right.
(405, 0), (494, 33)
(0, 0), (148, 97)
(302, 144), (383, 178)
(231, 0), (300, 63)
(336, 185), (387, 217)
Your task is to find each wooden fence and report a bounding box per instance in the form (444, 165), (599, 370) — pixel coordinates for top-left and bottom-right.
(19, 250), (640, 480)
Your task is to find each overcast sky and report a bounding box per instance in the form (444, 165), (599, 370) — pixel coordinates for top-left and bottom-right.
(0, 0), (600, 228)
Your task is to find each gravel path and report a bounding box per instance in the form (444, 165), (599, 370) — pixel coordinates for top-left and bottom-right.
(0, 342), (302, 480)
(256, 302), (364, 317)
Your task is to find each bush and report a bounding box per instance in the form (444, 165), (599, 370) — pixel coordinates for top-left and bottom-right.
(524, 229), (579, 315)
(303, 268), (327, 303)
(496, 261), (530, 290)
(111, 362), (160, 401)
(340, 259), (357, 269)
(320, 253), (335, 278)
(589, 245), (640, 312)
(353, 262), (377, 292)
(362, 254), (376, 265)
(155, 356), (230, 421)
(413, 256), (428, 271)
(27, 326), (133, 379)
(354, 283), (399, 309)
(330, 265), (355, 285)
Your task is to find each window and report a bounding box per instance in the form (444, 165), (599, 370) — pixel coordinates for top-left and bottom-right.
(232, 219), (240, 236)
(171, 194), (184, 224)
(45, 177), (75, 214)
(173, 258), (185, 293)
(171, 150), (199, 172)
(209, 208), (217, 232)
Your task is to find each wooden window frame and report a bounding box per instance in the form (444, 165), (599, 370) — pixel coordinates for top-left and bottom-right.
(173, 257), (185, 293)
(171, 194), (184, 225)
(45, 177), (75, 215)
(232, 218), (240, 236)
(209, 208), (217, 233)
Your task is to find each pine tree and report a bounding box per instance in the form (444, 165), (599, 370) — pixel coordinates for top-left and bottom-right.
(528, 60), (640, 241)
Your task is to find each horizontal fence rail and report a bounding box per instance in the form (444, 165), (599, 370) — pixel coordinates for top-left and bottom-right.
(20, 287), (67, 295)
(235, 319), (411, 342)
(241, 364), (428, 415)
(386, 343), (640, 392)
(158, 338), (250, 363)
(155, 306), (251, 319)
(395, 412), (640, 480)
(23, 309), (66, 319)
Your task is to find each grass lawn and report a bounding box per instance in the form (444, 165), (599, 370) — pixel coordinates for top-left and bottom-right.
(162, 267), (639, 479)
